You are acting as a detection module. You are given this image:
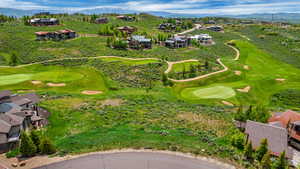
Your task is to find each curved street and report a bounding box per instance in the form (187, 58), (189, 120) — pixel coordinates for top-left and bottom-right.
(34, 152), (234, 169)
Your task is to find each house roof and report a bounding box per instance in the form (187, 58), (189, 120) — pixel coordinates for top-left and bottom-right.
(13, 98), (32, 106)
(57, 29), (75, 34)
(11, 93), (40, 105)
(0, 90), (11, 99)
(245, 120), (293, 158)
(0, 103), (22, 114)
(35, 32), (49, 35)
(131, 35), (151, 42)
(31, 115), (43, 122)
(0, 113), (24, 133)
(268, 110), (300, 128)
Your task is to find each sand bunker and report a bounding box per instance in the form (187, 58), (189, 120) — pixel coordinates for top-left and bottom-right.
(31, 80), (42, 85)
(221, 101), (234, 106)
(276, 78), (286, 82)
(81, 90), (103, 95)
(237, 86), (251, 93)
(234, 71), (242, 76)
(243, 65), (249, 70)
(47, 83), (66, 87)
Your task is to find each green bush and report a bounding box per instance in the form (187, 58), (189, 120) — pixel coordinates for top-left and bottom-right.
(40, 137), (56, 155)
(256, 139), (268, 162)
(5, 148), (20, 158)
(30, 130), (41, 152)
(231, 133), (245, 150)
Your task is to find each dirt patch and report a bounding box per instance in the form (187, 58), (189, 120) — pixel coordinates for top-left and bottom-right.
(221, 101), (234, 106)
(81, 90), (103, 95)
(31, 80), (42, 85)
(71, 50), (81, 55)
(101, 99), (123, 107)
(243, 65), (249, 70)
(276, 78), (286, 82)
(47, 83), (66, 87)
(237, 86), (251, 93)
(177, 112), (230, 136)
(234, 71), (242, 76)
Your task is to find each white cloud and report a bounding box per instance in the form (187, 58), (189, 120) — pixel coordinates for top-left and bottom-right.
(0, 0), (46, 9)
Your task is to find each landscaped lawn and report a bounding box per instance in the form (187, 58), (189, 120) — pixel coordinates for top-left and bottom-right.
(99, 56), (160, 65)
(170, 61), (201, 73)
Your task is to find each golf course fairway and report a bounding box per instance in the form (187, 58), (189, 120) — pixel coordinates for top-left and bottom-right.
(181, 86), (236, 100)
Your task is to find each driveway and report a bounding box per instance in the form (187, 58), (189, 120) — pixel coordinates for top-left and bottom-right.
(34, 152), (232, 169)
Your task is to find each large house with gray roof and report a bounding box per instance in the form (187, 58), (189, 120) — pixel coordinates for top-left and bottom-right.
(128, 35), (152, 49)
(0, 91), (48, 153)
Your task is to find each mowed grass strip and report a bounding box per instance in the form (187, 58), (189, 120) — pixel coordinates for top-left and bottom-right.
(0, 74), (33, 86)
(99, 57), (160, 65)
(181, 86), (236, 100)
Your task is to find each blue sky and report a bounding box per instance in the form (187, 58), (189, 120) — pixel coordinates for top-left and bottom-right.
(2, 0), (300, 15)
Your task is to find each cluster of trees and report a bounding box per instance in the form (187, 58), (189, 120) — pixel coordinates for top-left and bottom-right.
(169, 61), (210, 80)
(0, 15), (16, 23)
(20, 131), (56, 157)
(243, 139), (288, 169)
(106, 37), (128, 49)
(234, 105), (271, 123)
(161, 74), (174, 87)
(98, 25), (126, 37)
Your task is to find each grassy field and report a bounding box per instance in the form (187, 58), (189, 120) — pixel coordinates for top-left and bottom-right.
(170, 61), (200, 73)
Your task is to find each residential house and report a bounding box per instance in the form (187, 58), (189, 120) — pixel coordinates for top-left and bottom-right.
(117, 26), (137, 35)
(204, 20), (216, 24)
(240, 20), (254, 24)
(95, 17), (108, 24)
(0, 91), (48, 153)
(29, 18), (59, 26)
(35, 29), (76, 41)
(116, 15), (135, 21)
(165, 36), (190, 48)
(128, 35), (152, 49)
(158, 23), (176, 31)
(190, 34), (214, 45)
(245, 120), (293, 158)
(206, 25), (224, 32)
(269, 110), (300, 149)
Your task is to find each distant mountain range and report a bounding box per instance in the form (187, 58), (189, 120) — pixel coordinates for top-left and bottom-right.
(0, 7), (299, 23)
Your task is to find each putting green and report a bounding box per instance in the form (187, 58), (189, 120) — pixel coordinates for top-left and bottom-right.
(181, 86), (236, 100)
(0, 74), (33, 86)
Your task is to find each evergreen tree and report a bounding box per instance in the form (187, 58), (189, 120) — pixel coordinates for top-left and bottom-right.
(30, 130), (41, 152)
(40, 137), (56, 155)
(244, 141), (253, 160)
(162, 73), (168, 86)
(9, 52), (18, 66)
(273, 151), (288, 169)
(260, 152), (271, 169)
(20, 132), (37, 157)
(204, 60), (209, 70)
(189, 64), (196, 78)
(256, 139), (268, 162)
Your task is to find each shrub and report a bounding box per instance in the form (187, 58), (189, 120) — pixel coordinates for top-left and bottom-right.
(244, 141), (253, 160)
(260, 152), (271, 169)
(40, 137), (56, 155)
(30, 130), (41, 152)
(256, 139), (268, 162)
(5, 148), (20, 158)
(273, 151), (288, 169)
(20, 132), (37, 157)
(231, 133), (245, 150)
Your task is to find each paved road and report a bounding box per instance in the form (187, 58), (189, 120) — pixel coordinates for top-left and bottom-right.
(34, 152), (230, 169)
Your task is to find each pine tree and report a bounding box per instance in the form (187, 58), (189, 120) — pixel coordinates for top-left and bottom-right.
(40, 137), (56, 155)
(244, 141), (253, 160)
(189, 64), (196, 78)
(20, 132), (37, 157)
(30, 130), (41, 152)
(9, 52), (18, 66)
(260, 152), (271, 169)
(256, 139), (268, 162)
(273, 151), (288, 169)
(162, 73), (168, 86)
